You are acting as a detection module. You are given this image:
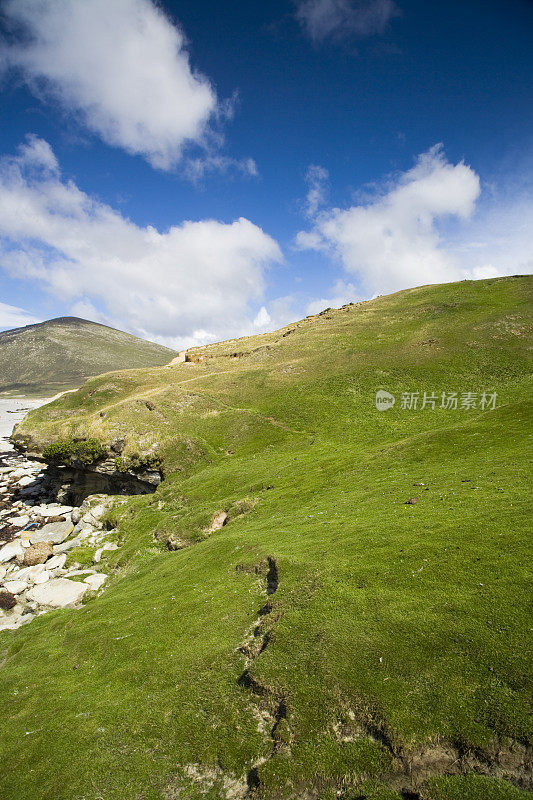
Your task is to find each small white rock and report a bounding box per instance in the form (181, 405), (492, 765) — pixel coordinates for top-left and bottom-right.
(44, 505), (73, 515)
(65, 569), (96, 577)
(12, 564), (47, 584)
(17, 476), (35, 488)
(8, 468), (28, 479)
(16, 613), (35, 627)
(53, 537), (81, 554)
(0, 618), (20, 632)
(3, 580), (28, 594)
(84, 573), (107, 590)
(0, 540), (24, 563)
(93, 543), (118, 563)
(7, 515), (30, 527)
(7, 566), (32, 583)
(46, 554), (67, 570)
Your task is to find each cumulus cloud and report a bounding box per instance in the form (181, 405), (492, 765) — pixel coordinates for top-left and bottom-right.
(445, 191), (533, 280)
(252, 306), (271, 329)
(295, 0), (400, 43)
(305, 279), (361, 314)
(0, 301), (40, 331)
(2, 0), (226, 170)
(0, 136), (282, 348)
(296, 145), (488, 295)
(250, 296), (306, 335)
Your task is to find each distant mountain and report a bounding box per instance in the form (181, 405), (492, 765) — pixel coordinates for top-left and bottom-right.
(0, 316), (176, 396)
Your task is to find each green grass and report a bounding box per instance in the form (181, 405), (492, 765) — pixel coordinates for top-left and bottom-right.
(42, 437), (107, 465)
(421, 775), (531, 799)
(2, 276), (532, 799)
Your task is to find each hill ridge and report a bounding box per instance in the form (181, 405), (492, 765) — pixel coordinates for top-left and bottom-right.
(0, 315), (176, 396)
(5, 275), (533, 800)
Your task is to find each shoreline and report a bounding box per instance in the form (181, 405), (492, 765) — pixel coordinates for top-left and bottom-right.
(0, 397), (53, 454)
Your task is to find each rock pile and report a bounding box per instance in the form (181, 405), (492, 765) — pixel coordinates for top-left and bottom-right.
(0, 447), (119, 633)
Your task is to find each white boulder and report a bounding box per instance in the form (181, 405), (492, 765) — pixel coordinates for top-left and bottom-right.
(3, 580), (28, 594)
(27, 578), (88, 608)
(93, 542), (118, 562)
(46, 554), (67, 570)
(7, 515), (30, 527)
(17, 476), (36, 488)
(30, 521), (74, 545)
(44, 505), (73, 516)
(0, 540), (24, 563)
(10, 563), (46, 583)
(53, 537), (81, 554)
(84, 573), (107, 591)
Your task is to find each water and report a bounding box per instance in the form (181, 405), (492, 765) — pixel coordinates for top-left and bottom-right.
(0, 398), (52, 453)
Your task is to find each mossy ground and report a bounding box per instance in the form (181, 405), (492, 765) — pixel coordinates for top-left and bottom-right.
(42, 437), (107, 465)
(2, 277), (532, 799)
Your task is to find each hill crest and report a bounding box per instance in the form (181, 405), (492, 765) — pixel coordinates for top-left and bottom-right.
(0, 315), (176, 396)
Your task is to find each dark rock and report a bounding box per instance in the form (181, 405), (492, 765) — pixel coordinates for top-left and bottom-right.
(110, 438), (126, 454)
(0, 589), (17, 610)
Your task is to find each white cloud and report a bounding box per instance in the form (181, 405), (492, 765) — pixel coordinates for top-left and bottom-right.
(305, 279), (361, 314)
(0, 137), (282, 348)
(445, 191), (533, 280)
(0, 301), (40, 331)
(183, 155), (258, 183)
(2, 0), (225, 170)
(248, 296), (304, 335)
(14, 134), (59, 173)
(304, 164), (329, 217)
(295, 0), (400, 43)
(253, 306), (271, 328)
(296, 145), (488, 295)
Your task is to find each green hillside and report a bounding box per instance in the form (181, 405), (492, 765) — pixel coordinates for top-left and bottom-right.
(0, 316), (176, 396)
(4, 276), (533, 800)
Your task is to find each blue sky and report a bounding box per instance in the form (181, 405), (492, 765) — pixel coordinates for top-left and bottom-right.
(0, 0), (531, 347)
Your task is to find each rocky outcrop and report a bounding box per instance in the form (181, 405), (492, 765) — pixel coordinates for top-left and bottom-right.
(0, 446), (118, 633)
(11, 429), (161, 507)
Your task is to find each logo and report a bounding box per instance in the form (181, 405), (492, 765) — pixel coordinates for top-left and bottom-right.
(372, 389), (497, 411)
(375, 390), (396, 411)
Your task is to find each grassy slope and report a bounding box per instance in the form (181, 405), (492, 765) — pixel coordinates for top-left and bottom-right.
(0, 316), (176, 396)
(2, 276), (532, 800)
